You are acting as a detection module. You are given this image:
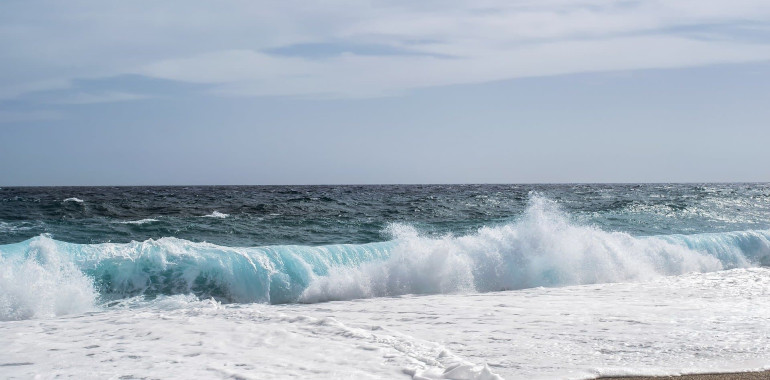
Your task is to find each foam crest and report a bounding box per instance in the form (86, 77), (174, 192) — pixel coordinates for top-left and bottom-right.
(118, 218), (160, 225)
(202, 211), (229, 218)
(0, 236), (97, 320)
(300, 196), (763, 302)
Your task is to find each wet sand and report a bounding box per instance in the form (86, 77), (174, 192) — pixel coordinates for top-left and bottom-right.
(599, 371), (770, 380)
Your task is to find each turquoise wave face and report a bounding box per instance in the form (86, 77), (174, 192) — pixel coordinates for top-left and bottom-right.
(0, 237), (394, 306)
(2, 196), (769, 321)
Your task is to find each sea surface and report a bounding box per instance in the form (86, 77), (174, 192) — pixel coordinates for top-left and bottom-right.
(1, 184), (769, 379)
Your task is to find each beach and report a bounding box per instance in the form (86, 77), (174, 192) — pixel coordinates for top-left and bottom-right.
(2, 265), (769, 379)
(599, 372), (770, 380)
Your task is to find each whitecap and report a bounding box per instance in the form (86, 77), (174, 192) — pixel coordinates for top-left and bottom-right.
(118, 218), (160, 225)
(202, 211), (229, 218)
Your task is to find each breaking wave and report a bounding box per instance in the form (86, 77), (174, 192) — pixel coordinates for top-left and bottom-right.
(1, 196), (768, 320)
(0, 237), (97, 320)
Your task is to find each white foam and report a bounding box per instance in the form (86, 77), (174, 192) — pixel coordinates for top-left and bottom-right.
(0, 236), (97, 321)
(301, 196), (729, 303)
(63, 197), (84, 203)
(1, 268), (768, 379)
(203, 211), (229, 218)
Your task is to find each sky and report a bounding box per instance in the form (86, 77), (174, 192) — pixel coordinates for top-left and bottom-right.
(1, 0), (769, 185)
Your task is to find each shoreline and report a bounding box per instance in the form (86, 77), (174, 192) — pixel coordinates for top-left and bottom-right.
(598, 371), (770, 380)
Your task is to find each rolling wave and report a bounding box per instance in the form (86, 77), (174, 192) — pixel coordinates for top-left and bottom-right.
(1, 197), (768, 320)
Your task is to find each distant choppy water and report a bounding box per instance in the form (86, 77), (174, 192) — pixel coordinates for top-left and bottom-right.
(2, 184), (769, 246)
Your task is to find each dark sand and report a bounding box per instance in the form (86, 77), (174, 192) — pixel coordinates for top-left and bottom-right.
(599, 371), (769, 380)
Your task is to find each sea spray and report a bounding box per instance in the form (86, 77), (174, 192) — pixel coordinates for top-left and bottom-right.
(0, 236), (97, 320)
(300, 196), (735, 302)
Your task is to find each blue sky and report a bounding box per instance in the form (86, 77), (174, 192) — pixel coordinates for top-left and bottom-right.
(1, 1), (769, 185)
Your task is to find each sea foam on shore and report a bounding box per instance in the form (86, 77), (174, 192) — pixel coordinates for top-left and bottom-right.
(2, 268), (768, 379)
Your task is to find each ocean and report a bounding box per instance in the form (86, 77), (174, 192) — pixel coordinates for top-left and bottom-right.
(1, 184), (769, 379)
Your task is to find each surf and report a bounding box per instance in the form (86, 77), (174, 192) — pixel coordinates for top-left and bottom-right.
(1, 196), (768, 321)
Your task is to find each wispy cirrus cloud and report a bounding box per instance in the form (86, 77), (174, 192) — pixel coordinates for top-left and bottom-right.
(1, 0), (770, 100)
(50, 91), (150, 105)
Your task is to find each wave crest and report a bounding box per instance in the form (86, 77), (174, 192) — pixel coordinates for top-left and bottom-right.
(1, 196), (768, 319)
(300, 196), (753, 302)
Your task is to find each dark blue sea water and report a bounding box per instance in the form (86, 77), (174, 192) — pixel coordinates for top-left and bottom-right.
(1, 184), (769, 318)
(2, 184), (769, 246)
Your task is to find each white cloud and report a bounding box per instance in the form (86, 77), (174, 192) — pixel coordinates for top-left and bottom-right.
(136, 36), (770, 98)
(2, 0), (770, 99)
